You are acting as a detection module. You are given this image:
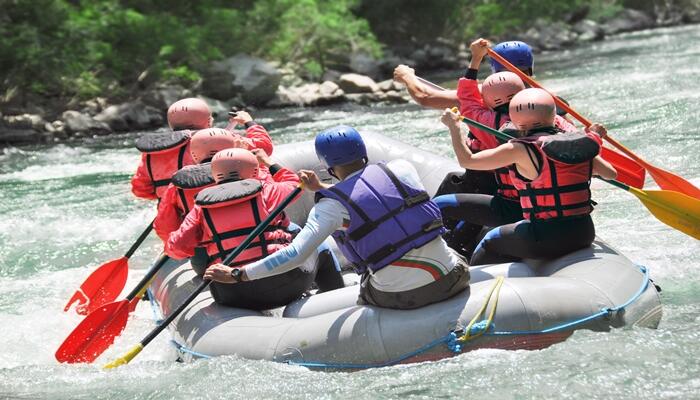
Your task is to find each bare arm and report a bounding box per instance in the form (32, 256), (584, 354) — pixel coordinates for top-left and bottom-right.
(586, 123), (617, 180)
(593, 155), (617, 180)
(442, 108), (526, 171)
(394, 65), (459, 110)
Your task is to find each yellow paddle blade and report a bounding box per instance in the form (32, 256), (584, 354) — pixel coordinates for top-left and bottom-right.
(628, 187), (700, 240)
(103, 343), (144, 370)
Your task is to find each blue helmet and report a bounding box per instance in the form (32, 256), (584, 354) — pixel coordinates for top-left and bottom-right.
(489, 41), (534, 73)
(315, 125), (367, 168)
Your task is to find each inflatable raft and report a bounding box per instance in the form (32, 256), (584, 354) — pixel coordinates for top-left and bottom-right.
(149, 132), (662, 369)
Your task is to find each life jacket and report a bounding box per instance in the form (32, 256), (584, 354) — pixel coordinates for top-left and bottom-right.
(492, 112), (519, 201)
(316, 163), (445, 274)
(195, 179), (292, 268)
(135, 130), (193, 198)
(170, 163), (215, 216)
(171, 163), (217, 275)
(509, 130), (600, 221)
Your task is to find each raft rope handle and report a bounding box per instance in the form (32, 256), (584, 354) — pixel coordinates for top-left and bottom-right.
(458, 276), (504, 342)
(154, 265), (651, 370)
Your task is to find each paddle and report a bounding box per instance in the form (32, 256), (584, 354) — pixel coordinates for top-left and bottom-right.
(55, 254), (170, 364)
(416, 76), (646, 189)
(103, 184), (304, 369)
(416, 76), (447, 91)
(487, 48), (700, 200)
(604, 180), (700, 240)
(64, 219), (155, 316)
(451, 108), (700, 240)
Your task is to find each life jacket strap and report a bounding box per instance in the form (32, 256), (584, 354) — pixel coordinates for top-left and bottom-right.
(359, 218), (443, 269)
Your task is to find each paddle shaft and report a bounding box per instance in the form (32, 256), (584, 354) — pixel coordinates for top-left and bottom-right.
(125, 254), (170, 301)
(416, 76), (448, 92)
(135, 186), (302, 349)
(124, 218), (155, 259)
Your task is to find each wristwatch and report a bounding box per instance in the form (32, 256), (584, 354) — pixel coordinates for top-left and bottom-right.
(230, 268), (243, 283)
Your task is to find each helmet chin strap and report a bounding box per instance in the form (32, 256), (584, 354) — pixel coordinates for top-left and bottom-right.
(327, 168), (339, 180)
(327, 158), (368, 181)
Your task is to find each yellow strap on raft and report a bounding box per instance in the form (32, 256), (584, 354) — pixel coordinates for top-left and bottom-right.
(458, 276), (504, 342)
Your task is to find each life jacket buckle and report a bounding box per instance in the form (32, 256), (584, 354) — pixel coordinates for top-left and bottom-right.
(404, 192), (429, 207)
(422, 219), (444, 232)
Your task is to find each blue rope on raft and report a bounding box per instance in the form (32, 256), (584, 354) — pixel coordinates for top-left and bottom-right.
(146, 287), (164, 324)
(170, 340), (213, 359)
(153, 265), (650, 370)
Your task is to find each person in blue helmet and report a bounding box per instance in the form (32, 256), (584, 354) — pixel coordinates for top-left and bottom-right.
(204, 126), (470, 309)
(394, 40), (535, 111)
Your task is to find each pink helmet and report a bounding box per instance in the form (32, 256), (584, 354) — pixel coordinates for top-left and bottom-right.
(211, 148), (259, 183)
(189, 128), (240, 164)
(167, 98), (212, 130)
(481, 72), (525, 110)
(509, 88), (556, 131)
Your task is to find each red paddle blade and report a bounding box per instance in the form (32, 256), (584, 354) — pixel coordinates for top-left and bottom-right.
(601, 147), (646, 189)
(55, 300), (131, 364)
(647, 166), (700, 201)
(64, 257), (129, 316)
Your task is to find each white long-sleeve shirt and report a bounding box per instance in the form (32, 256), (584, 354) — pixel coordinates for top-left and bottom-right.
(244, 159), (460, 292)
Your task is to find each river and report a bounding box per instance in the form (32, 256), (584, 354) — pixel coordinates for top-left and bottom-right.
(1, 24), (699, 399)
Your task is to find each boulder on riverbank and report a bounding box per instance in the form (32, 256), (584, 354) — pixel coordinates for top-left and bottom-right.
(600, 9), (655, 35)
(0, 113), (52, 144)
(202, 54), (282, 106)
(94, 101), (163, 132)
(271, 81), (345, 107)
(338, 73), (379, 94)
(62, 111), (111, 135)
(270, 75), (408, 108)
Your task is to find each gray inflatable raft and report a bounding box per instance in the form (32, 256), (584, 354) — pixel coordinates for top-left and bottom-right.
(149, 132), (662, 369)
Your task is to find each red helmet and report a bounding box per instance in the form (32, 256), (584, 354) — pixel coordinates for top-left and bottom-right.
(211, 148), (259, 183)
(509, 88), (556, 131)
(481, 72), (525, 110)
(167, 98), (212, 130)
(189, 128), (240, 164)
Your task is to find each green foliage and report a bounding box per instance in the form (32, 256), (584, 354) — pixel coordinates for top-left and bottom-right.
(453, 0), (590, 39)
(0, 0), (676, 101)
(245, 0), (381, 78)
(1, 0), (379, 99)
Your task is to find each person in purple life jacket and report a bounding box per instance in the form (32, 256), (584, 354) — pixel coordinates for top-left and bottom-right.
(204, 126), (470, 309)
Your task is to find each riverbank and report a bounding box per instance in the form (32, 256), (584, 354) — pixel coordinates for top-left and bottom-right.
(2, 7), (699, 146)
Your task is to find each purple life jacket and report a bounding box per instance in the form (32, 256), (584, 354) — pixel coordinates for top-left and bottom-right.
(316, 162), (445, 274)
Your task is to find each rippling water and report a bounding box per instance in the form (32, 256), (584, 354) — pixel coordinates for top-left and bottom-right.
(1, 25), (699, 399)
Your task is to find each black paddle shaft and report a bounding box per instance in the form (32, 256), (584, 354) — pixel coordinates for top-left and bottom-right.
(125, 254), (170, 301)
(124, 218), (156, 259)
(139, 186), (302, 347)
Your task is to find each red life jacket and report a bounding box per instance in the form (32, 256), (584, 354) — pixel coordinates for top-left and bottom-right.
(135, 130), (193, 199)
(195, 179), (292, 268)
(509, 130), (600, 221)
(492, 112), (519, 201)
(171, 163), (215, 216)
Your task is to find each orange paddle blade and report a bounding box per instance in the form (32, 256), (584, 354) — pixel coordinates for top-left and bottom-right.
(64, 257), (129, 316)
(55, 300), (131, 364)
(600, 147), (645, 189)
(647, 165), (700, 200)
(604, 137), (700, 199)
